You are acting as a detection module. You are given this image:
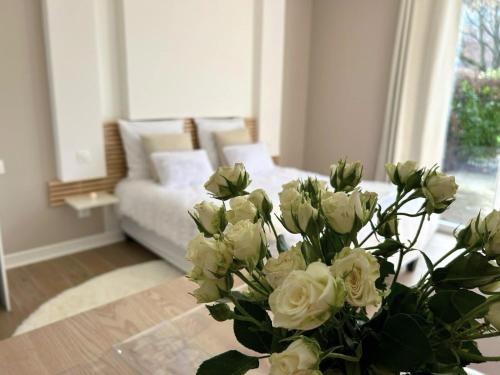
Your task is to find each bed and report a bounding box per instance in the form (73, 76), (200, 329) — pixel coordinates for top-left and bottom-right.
(104, 117), (438, 273)
(115, 165), (438, 273)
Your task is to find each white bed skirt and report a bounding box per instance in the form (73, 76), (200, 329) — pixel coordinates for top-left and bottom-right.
(121, 213), (439, 276)
(121, 216), (191, 273)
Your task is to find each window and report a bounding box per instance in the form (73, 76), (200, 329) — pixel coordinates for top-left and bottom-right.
(441, 0), (500, 226)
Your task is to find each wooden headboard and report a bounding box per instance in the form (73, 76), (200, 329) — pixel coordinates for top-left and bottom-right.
(48, 118), (257, 206)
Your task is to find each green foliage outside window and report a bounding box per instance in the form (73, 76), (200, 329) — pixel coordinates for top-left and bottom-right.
(447, 75), (500, 167)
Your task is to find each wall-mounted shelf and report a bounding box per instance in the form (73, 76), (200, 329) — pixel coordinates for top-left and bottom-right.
(65, 192), (119, 218)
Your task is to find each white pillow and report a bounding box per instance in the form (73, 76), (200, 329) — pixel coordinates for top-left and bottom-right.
(151, 150), (213, 188)
(194, 118), (245, 167)
(223, 143), (275, 176)
(118, 119), (184, 179)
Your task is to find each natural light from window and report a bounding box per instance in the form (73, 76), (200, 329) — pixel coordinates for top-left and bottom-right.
(441, 0), (500, 225)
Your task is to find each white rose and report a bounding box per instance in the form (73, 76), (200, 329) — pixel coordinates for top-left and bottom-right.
(248, 188), (273, 216)
(487, 301), (500, 330)
(279, 188), (317, 234)
(204, 163), (249, 199)
(269, 262), (345, 330)
(352, 190), (377, 226)
(226, 196), (258, 224)
(422, 171), (458, 212)
(279, 188), (302, 233)
(480, 280), (500, 294)
(303, 177), (328, 196)
(484, 210), (500, 255)
(282, 179), (300, 191)
(295, 200), (318, 233)
(263, 242), (306, 289)
(465, 216), (483, 248)
(384, 163), (397, 184)
(186, 234), (232, 279)
(188, 267), (228, 303)
(321, 191), (356, 234)
(224, 219), (265, 267)
(330, 159), (362, 192)
(397, 160), (418, 183)
(192, 201), (225, 234)
(330, 247), (381, 307)
(385, 160), (417, 185)
(269, 338), (320, 375)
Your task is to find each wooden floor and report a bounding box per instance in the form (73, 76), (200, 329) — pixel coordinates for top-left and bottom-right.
(0, 240), (158, 340)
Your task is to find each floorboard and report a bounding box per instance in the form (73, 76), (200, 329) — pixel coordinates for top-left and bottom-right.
(0, 240), (157, 340)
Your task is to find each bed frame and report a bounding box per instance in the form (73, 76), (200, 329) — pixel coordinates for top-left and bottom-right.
(48, 118), (257, 206)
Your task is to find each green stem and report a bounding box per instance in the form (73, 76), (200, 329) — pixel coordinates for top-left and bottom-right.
(454, 294), (500, 328)
(418, 245), (461, 285)
(252, 271), (272, 293)
(397, 211), (426, 217)
(228, 294), (268, 330)
(321, 352), (360, 362)
(464, 331), (500, 340)
(457, 322), (489, 338)
(457, 350), (500, 362)
(234, 270), (267, 296)
(268, 220), (281, 249)
(359, 191), (416, 247)
(393, 213), (426, 283)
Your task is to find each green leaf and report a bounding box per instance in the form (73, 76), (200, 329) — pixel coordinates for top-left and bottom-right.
(373, 239), (401, 257)
(458, 341), (485, 364)
(345, 362), (362, 375)
(233, 301), (273, 353)
(375, 258), (395, 290)
(429, 289), (485, 324)
(432, 253), (500, 289)
(434, 343), (459, 367)
(206, 303), (233, 322)
(301, 241), (320, 264)
(418, 250), (434, 273)
(377, 314), (432, 372)
(197, 350), (259, 375)
(385, 282), (417, 315)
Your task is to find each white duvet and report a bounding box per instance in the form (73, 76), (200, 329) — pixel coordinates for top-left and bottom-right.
(116, 166), (435, 257)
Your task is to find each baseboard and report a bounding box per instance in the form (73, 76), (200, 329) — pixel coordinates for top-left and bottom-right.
(5, 231), (125, 269)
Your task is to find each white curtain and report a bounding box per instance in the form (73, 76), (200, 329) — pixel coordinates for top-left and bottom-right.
(375, 0), (463, 180)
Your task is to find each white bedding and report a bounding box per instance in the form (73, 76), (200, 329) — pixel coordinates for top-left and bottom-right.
(116, 166), (436, 261)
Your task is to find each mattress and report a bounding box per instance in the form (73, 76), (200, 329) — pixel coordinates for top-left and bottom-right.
(116, 166), (437, 265)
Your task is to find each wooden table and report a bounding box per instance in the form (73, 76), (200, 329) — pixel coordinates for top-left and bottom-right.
(0, 275), (488, 375)
(0, 276), (257, 374)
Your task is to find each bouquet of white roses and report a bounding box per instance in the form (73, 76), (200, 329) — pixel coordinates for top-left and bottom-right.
(186, 159), (500, 375)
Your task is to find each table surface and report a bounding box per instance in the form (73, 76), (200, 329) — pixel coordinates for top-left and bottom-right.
(0, 276), (208, 374)
(0, 275), (487, 375)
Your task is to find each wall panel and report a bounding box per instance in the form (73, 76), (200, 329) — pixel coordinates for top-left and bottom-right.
(43, 0), (106, 182)
(121, 0), (255, 119)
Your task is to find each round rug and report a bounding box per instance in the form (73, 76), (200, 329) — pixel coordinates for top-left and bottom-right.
(14, 260), (182, 336)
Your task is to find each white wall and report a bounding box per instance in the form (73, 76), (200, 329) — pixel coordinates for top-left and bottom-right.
(303, 0), (400, 178)
(120, 0), (256, 119)
(280, 0), (312, 168)
(258, 0), (286, 156)
(0, 0), (105, 254)
(43, 0), (106, 182)
(95, 0), (124, 122)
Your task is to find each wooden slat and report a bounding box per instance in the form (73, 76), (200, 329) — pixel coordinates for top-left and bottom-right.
(48, 118), (258, 206)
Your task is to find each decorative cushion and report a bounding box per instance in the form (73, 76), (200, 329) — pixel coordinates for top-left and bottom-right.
(118, 119), (184, 179)
(194, 118), (245, 167)
(222, 142), (275, 175)
(151, 150), (213, 188)
(214, 128), (252, 165)
(141, 133), (193, 181)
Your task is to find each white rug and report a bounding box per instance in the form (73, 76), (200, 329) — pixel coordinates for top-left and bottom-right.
(14, 260), (182, 336)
